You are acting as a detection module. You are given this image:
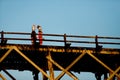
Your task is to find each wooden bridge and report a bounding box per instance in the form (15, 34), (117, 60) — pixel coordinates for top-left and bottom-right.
(0, 31), (120, 80)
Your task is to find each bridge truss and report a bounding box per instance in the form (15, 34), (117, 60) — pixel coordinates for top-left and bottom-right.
(0, 31), (120, 80)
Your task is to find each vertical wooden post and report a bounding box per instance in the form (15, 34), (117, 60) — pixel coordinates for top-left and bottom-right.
(107, 67), (120, 80)
(95, 35), (98, 48)
(1, 31), (4, 45)
(47, 49), (54, 80)
(42, 68), (48, 80)
(64, 34), (67, 53)
(104, 73), (107, 80)
(33, 71), (39, 80)
(64, 34), (67, 46)
(1, 31), (4, 41)
(46, 56), (78, 80)
(95, 35), (102, 53)
(109, 72), (114, 80)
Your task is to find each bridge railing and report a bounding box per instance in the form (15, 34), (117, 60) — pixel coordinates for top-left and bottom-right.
(0, 31), (120, 48)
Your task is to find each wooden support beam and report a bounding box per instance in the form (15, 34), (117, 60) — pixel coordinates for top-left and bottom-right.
(55, 50), (86, 80)
(107, 67), (120, 80)
(0, 73), (6, 80)
(0, 46), (51, 80)
(42, 69), (47, 80)
(86, 51), (120, 79)
(47, 50), (55, 80)
(3, 69), (16, 80)
(109, 72), (114, 80)
(0, 45), (120, 55)
(46, 56), (78, 80)
(14, 47), (51, 79)
(0, 47), (13, 63)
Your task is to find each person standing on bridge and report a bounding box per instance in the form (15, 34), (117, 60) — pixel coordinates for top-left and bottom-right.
(37, 25), (43, 45)
(31, 25), (37, 46)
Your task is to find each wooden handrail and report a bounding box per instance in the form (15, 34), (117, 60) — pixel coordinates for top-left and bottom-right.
(0, 31), (120, 47)
(0, 31), (120, 39)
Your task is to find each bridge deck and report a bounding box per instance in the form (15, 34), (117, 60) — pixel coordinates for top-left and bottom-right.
(0, 44), (120, 73)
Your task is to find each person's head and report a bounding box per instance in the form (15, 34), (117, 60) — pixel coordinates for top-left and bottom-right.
(37, 25), (42, 31)
(32, 25), (36, 31)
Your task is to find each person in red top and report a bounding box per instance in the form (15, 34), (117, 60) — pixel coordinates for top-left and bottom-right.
(37, 25), (43, 45)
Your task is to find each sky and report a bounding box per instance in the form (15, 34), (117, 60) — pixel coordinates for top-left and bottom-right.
(0, 0), (120, 80)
